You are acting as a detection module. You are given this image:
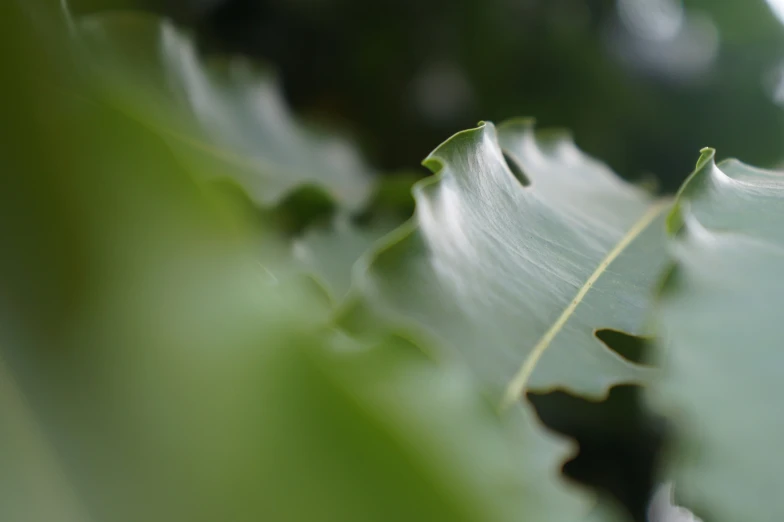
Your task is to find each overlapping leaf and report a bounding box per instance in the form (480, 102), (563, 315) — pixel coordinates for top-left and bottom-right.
(352, 120), (671, 401)
(73, 12), (373, 211)
(68, 11), (422, 301)
(0, 72), (599, 522)
(294, 173), (419, 299)
(649, 150), (784, 522)
(1, 4), (615, 521)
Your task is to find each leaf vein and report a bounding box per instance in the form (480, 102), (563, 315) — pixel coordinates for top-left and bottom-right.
(499, 199), (670, 410)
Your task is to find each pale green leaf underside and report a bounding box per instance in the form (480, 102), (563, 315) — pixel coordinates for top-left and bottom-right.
(293, 175), (419, 301)
(75, 13), (373, 210)
(356, 120), (670, 400)
(650, 150), (784, 522)
(294, 218), (400, 300)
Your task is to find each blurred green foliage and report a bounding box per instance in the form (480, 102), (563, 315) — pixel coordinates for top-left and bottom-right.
(0, 3), (601, 521)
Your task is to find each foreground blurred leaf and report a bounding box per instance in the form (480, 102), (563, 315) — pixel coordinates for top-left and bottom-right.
(74, 11), (374, 211)
(350, 120), (671, 402)
(0, 3), (615, 521)
(255, 336), (600, 522)
(649, 150), (784, 522)
(0, 80), (598, 522)
(71, 11), (420, 303)
(0, 6), (323, 519)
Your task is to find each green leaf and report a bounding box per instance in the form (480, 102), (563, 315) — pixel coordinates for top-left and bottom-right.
(352, 120), (671, 402)
(295, 217), (398, 300)
(0, 89), (597, 522)
(293, 172), (419, 300)
(0, 6), (611, 521)
(0, 354), (87, 522)
(71, 11), (421, 303)
(254, 335), (600, 522)
(74, 12), (374, 211)
(649, 149), (784, 522)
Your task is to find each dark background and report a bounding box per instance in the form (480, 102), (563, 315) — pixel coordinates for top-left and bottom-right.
(67, 0), (784, 519)
(75, 0), (784, 191)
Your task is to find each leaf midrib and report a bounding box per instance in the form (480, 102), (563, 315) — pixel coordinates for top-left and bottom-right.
(500, 198), (671, 410)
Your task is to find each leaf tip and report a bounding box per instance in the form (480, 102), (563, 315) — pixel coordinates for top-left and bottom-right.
(666, 148), (717, 235)
(696, 147), (716, 168)
(421, 121), (495, 175)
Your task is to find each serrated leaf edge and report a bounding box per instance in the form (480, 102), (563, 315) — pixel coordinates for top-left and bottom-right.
(351, 120), (673, 409)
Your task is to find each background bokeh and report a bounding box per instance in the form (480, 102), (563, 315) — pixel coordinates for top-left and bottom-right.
(69, 0), (784, 190)
(71, 0), (784, 190)
(103, 0), (784, 191)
